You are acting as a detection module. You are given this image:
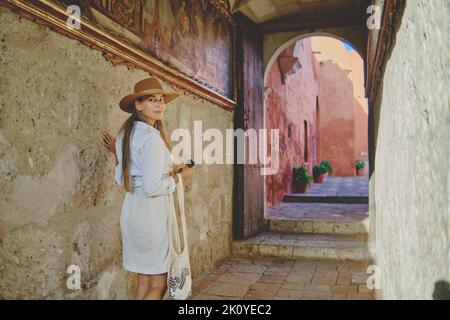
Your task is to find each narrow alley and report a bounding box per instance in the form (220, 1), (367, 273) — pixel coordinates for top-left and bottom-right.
(0, 0), (448, 302)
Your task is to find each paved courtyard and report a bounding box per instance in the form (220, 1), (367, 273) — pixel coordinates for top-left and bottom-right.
(190, 256), (377, 300)
(266, 202), (368, 221)
(296, 176), (369, 197)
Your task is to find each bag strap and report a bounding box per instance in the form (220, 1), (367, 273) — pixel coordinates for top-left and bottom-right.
(169, 174), (189, 255)
(176, 173), (189, 250)
(168, 192), (181, 253)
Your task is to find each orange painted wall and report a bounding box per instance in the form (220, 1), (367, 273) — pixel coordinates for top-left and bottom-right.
(350, 53), (369, 162)
(311, 37), (369, 174)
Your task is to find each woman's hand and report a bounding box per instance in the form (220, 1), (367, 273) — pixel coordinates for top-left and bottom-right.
(102, 132), (116, 154)
(102, 132), (118, 165)
(170, 166), (192, 183)
(180, 166), (192, 180)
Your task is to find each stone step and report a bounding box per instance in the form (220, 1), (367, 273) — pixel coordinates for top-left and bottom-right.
(283, 194), (369, 204)
(232, 232), (371, 261)
(268, 218), (369, 235)
(266, 203), (369, 235)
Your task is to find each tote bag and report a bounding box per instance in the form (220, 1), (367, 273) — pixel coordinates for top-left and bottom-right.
(167, 174), (192, 300)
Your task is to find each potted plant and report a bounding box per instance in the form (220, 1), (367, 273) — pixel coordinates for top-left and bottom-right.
(355, 160), (365, 176)
(293, 165), (313, 193)
(313, 164), (328, 183)
(320, 160), (333, 176)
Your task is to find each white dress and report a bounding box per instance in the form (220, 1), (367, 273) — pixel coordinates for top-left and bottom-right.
(114, 120), (176, 275)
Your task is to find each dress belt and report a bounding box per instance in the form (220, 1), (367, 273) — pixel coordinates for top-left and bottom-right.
(131, 175), (142, 187)
(131, 173), (170, 187)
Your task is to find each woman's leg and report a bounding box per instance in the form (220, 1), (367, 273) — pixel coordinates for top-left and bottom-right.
(143, 273), (168, 300)
(136, 274), (151, 300)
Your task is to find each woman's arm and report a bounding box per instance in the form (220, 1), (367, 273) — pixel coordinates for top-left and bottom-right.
(141, 134), (176, 197)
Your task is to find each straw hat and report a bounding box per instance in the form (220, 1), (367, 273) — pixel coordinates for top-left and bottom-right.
(119, 78), (180, 113)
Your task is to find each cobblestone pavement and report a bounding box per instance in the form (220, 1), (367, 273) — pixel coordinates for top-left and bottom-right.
(266, 202), (368, 221)
(190, 256), (377, 300)
(188, 177), (374, 300)
(295, 176), (369, 197)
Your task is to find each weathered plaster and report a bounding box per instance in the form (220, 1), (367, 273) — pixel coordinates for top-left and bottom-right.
(372, 0), (449, 299)
(0, 6), (233, 299)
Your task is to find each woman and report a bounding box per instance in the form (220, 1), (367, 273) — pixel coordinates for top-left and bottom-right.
(102, 78), (192, 300)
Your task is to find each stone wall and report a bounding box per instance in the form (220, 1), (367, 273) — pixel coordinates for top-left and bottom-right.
(0, 6), (233, 299)
(372, 0), (450, 299)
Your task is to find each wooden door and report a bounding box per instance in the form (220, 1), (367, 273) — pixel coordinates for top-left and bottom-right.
(233, 13), (266, 240)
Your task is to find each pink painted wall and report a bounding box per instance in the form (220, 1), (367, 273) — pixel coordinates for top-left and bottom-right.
(265, 37), (368, 208)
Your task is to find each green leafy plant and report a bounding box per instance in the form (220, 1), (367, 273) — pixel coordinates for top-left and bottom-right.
(293, 165), (313, 184)
(355, 160), (365, 170)
(313, 164), (328, 176)
(320, 160), (332, 173)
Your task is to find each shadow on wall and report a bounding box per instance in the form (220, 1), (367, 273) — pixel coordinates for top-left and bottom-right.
(433, 281), (450, 300)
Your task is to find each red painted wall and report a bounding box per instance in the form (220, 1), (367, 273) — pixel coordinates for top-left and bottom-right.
(265, 37), (368, 209)
(265, 39), (319, 209)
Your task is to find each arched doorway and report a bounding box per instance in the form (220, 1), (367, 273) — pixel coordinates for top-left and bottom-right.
(232, 12), (372, 240)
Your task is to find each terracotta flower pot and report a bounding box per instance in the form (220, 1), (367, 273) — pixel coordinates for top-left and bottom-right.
(313, 173), (325, 183)
(356, 168), (365, 176)
(294, 181), (309, 193)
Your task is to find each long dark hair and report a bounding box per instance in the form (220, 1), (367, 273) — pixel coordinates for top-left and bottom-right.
(118, 96), (172, 193)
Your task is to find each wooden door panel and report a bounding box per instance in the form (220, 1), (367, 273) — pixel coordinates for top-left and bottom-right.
(233, 13), (266, 240)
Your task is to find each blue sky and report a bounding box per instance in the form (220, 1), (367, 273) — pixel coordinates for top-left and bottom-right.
(342, 41), (355, 52)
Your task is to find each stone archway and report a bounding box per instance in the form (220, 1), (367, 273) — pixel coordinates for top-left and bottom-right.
(263, 31), (366, 85)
